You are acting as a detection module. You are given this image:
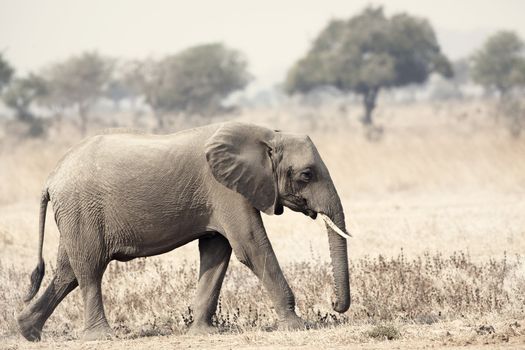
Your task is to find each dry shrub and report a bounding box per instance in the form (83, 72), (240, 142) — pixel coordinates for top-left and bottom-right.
(365, 324), (400, 340)
(1, 251), (523, 340)
(349, 251), (524, 321)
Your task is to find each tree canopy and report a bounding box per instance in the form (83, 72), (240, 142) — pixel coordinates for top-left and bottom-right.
(2, 74), (46, 122)
(2, 74), (48, 136)
(41, 52), (113, 135)
(131, 43), (250, 130)
(0, 53), (14, 92)
(471, 31), (525, 96)
(286, 7), (451, 126)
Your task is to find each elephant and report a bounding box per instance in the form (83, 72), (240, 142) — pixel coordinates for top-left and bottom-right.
(17, 121), (351, 341)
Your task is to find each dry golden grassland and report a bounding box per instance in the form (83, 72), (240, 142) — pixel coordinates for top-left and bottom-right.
(1, 101), (524, 349)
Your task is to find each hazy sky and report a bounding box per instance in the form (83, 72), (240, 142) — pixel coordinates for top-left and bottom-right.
(1, 0), (524, 88)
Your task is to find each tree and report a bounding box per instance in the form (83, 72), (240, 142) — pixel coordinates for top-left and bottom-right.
(103, 61), (140, 111)
(471, 31), (525, 96)
(121, 58), (164, 127)
(132, 43), (251, 130)
(472, 31), (525, 138)
(2, 74), (48, 136)
(286, 7), (452, 126)
(42, 52), (113, 135)
(0, 52), (14, 92)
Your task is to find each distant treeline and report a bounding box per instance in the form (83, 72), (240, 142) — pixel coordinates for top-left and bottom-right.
(1, 6), (524, 137)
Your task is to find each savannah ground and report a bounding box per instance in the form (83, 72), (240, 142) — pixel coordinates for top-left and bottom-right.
(1, 100), (524, 349)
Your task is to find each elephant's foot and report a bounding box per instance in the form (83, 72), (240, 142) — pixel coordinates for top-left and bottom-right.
(188, 321), (219, 335)
(278, 314), (307, 331)
(17, 309), (44, 342)
(83, 324), (114, 341)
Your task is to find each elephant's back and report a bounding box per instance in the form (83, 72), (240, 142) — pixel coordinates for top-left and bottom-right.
(45, 125), (219, 201)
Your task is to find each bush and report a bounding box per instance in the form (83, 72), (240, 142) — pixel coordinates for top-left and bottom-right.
(366, 324), (401, 340)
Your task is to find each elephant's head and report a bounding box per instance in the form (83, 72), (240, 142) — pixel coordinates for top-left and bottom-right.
(206, 122), (351, 313)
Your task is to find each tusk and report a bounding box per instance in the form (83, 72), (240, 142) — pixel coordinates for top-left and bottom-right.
(319, 213), (353, 239)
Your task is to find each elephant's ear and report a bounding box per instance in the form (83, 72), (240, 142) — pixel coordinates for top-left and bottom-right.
(205, 122), (277, 215)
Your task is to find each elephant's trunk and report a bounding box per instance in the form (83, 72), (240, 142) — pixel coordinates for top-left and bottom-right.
(323, 192), (351, 313)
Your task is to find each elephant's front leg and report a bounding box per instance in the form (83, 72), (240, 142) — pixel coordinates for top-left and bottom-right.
(224, 212), (305, 330)
(189, 233), (232, 335)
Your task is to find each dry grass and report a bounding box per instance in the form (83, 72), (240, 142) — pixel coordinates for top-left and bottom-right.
(1, 251), (523, 341)
(1, 100), (525, 348)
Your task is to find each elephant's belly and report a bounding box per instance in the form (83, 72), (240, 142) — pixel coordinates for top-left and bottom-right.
(131, 231), (216, 258)
(108, 217), (218, 260)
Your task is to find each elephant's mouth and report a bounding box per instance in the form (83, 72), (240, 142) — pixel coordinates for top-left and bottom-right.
(279, 195), (317, 219)
(274, 202), (284, 215)
(304, 209), (317, 219)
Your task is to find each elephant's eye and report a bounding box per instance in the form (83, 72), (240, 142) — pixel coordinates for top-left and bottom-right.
(299, 169), (313, 182)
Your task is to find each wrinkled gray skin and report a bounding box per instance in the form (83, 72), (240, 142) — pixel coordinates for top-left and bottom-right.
(17, 122), (350, 341)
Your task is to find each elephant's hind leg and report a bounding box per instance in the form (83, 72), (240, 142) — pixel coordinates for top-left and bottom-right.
(189, 233), (232, 335)
(17, 244), (78, 341)
(77, 274), (112, 341)
(68, 253), (112, 341)
(63, 223), (112, 341)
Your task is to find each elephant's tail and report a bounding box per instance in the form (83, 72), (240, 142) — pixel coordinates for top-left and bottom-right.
(23, 189), (49, 303)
